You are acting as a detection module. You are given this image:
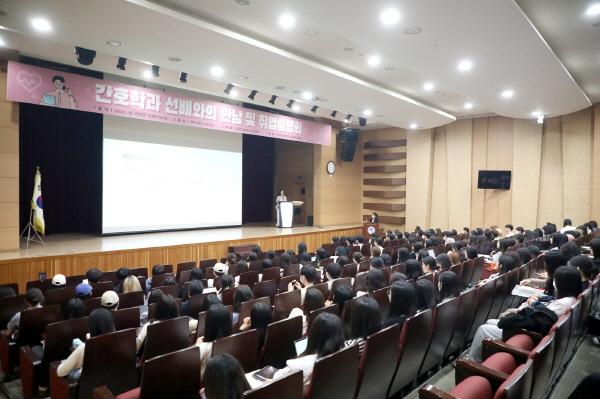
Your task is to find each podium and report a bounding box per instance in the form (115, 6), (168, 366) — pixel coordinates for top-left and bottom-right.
(276, 201), (304, 228)
(363, 222), (380, 238)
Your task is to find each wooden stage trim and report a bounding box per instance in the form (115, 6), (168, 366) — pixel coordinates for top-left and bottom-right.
(0, 226), (361, 292)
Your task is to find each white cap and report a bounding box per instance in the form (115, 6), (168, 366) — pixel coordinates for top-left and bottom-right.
(52, 274), (66, 286)
(101, 290), (119, 308)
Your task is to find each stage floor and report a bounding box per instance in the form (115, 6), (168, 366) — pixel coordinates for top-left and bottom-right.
(0, 224), (360, 261)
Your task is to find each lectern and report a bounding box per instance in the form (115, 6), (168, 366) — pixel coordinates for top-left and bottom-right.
(363, 222), (379, 238)
(276, 201), (293, 228)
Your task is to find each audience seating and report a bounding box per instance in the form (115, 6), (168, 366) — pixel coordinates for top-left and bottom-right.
(221, 287), (236, 306)
(195, 305), (233, 339)
(238, 297), (271, 327)
(175, 261), (196, 283)
(142, 317), (190, 360)
(0, 283), (19, 295)
(212, 329), (260, 372)
(45, 287), (76, 307)
(152, 284), (178, 298)
(261, 267), (281, 284)
(0, 295), (27, 331)
(444, 287), (478, 359)
(273, 289), (301, 320)
(260, 316), (302, 369)
(308, 304), (339, 329)
(150, 273), (174, 288)
(419, 297), (460, 375)
(118, 291), (144, 309)
(283, 263), (300, 277)
(91, 281), (114, 298)
(278, 275), (299, 292)
(354, 323), (402, 399)
(311, 282), (331, 300)
(112, 307), (141, 331)
(459, 259), (475, 289)
(252, 279), (278, 305)
(84, 297), (103, 314)
(242, 370), (303, 399)
(308, 343), (358, 399)
(238, 271), (260, 289)
(467, 280), (495, 341)
(50, 328), (138, 399)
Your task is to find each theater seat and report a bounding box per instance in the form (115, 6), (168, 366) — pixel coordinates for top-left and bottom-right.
(481, 352), (517, 375)
(505, 334), (535, 351)
(450, 376), (493, 399)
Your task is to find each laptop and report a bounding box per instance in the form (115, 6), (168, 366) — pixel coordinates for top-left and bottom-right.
(294, 337), (308, 356)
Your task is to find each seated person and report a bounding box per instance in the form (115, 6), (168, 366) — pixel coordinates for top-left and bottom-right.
(203, 354), (250, 399)
(356, 268), (386, 297)
(325, 263), (342, 289)
(288, 287), (325, 335)
(196, 304), (233, 376)
(136, 294), (180, 351)
(114, 268), (130, 294)
(239, 302), (273, 346)
(85, 268), (103, 284)
(122, 275), (142, 294)
(145, 265), (166, 293)
(181, 280), (204, 316)
(75, 283), (93, 299)
(288, 265), (317, 304)
(101, 290), (119, 310)
(51, 274), (66, 289)
(415, 279), (436, 312)
(384, 281), (416, 328)
(4, 288), (44, 339)
(344, 297), (381, 356)
(232, 285), (254, 325)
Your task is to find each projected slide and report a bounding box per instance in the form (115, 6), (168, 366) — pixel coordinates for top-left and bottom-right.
(102, 116), (242, 234)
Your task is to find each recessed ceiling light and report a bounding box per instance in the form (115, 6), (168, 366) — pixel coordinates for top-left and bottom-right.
(236, 75), (248, 80)
(31, 17), (52, 33)
(278, 13), (295, 30)
(409, 123), (418, 129)
(301, 91), (313, 100)
(168, 56), (181, 62)
(235, 0), (250, 5)
(464, 102), (473, 109)
(585, 3), (600, 17)
(384, 66), (395, 71)
(210, 65), (224, 77)
(367, 55), (381, 67)
(363, 109), (372, 116)
(501, 89), (514, 98)
(423, 82), (434, 91)
(292, 104), (300, 112)
(274, 86), (286, 90)
(404, 27), (422, 35)
(531, 110), (542, 117)
(305, 29), (319, 36)
(142, 70), (153, 79)
(457, 59), (473, 72)
(343, 47), (354, 52)
(106, 40), (123, 47)
(380, 8), (400, 26)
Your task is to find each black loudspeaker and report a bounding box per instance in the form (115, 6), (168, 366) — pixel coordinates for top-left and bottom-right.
(339, 128), (359, 162)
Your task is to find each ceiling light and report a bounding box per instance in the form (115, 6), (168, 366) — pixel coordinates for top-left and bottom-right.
(0, 37), (5, 47)
(311, 105), (318, 113)
(248, 90), (258, 100)
(168, 56), (181, 62)
(367, 55), (381, 67)
(31, 17), (52, 33)
(292, 104), (300, 112)
(423, 82), (434, 91)
(142, 70), (153, 79)
(224, 83), (234, 95)
(537, 115), (544, 124)
(116, 57), (127, 70)
(278, 13), (296, 30)
(501, 89), (514, 98)
(531, 110), (542, 117)
(464, 102), (473, 109)
(302, 91), (313, 101)
(74, 47), (96, 65)
(359, 117), (367, 127)
(305, 29), (319, 36)
(343, 47), (354, 52)
(151, 65), (160, 78)
(106, 40), (122, 47)
(409, 123), (418, 129)
(385, 66), (395, 71)
(404, 27), (422, 34)
(236, 75), (248, 80)
(363, 109), (372, 116)
(269, 95), (277, 105)
(344, 114), (352, 123)
(179, 72), (187, 83)
(585, 3), (600, 17)
(229, 88), (238, 97)
(210, 65), (224, 77)
(380, 8), (400, 26)
(457, 59), (473, 72)
(286, 99), (295, 109)
(235, 0), (251, 5)
(331, 110), (338, 118)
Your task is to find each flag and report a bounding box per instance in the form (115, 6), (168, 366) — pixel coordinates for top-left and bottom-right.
(31, 167), (45, 235)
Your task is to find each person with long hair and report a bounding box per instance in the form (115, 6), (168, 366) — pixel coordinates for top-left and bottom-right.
(232, 285), (254, 325)
(344, 297), (381, 355)
(196, 304), (233, 375)
(384, 281), (417, 327)
(438, 271), (460, 301)
(239, 302), (273, 346)
(415, 279), (436, 311)
(203, 354), (250, 399)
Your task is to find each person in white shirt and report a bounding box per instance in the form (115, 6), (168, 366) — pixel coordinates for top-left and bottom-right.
(560, 218), (576, 234)
(57, 308), (115, 378)
(466, 265), (583, 362)
(503, 224), (515, 238)
(275, 190), (287, 227)
(288, 265), (317, 305)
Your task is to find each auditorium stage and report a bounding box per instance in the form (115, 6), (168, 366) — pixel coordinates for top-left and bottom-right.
(0, 224), (362, 291)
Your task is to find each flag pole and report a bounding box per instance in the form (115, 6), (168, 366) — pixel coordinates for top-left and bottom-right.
(20, 168), (46, 248)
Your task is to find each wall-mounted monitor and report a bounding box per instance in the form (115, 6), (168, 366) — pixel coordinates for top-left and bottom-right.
(477, 170), (511, 190)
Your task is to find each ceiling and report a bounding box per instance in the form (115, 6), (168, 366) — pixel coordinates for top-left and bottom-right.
(0, 0), (596, 131)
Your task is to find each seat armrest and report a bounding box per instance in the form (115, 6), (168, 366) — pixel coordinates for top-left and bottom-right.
(455, 358), (508, 391)
(0, 334), (10, 373)
(20, 345), (43, 399)
(481, 339), (530, 363)
(502, 328), (543, 343)
(49, 361), (78, 399)
(92, 386), (116, 399)
(419, 385), (459, 399)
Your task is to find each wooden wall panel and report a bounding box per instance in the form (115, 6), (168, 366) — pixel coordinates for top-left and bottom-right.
(446, 119), (472, 229)
(406, 129), (434, 230)
(511, 119), (542, 228)
(562, 108), (592, 224)
(430, 127), (449, 229)
(593, 104), (600, 218)
(0, 226), (362, 292)
(0, 65), (19, 251)
(470, 118), (488, 228)
(537, 116), (564, 225)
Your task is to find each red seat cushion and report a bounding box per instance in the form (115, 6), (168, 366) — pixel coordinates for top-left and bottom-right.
(115, 387), (140, 399)
(450, 376), (493, 399)
(505, 334), (535, 351)
(482, 352), (517, 374)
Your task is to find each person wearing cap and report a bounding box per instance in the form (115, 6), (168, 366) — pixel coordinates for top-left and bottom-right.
(101, 290), (119, 310)
(213, 263), (229, 276)
(75, 283), (93, 299)
(51, 274), (66, 288)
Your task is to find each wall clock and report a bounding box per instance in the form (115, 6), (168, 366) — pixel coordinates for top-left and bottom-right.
(326, 160), (336, 175)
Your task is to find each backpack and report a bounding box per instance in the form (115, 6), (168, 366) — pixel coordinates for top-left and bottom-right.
(497, 302), (558, 336)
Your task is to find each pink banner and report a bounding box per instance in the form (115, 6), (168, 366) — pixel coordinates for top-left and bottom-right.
(7, 61), (331, 145)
